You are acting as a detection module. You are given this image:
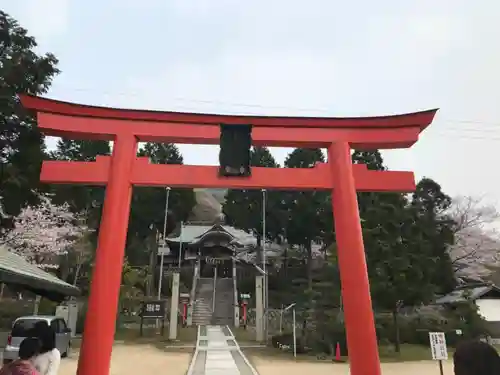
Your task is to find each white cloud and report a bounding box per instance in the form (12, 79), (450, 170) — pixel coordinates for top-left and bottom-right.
(5, 0), (70, 48)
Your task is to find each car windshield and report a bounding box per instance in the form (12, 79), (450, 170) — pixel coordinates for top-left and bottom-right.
(11, 319), (46, 337)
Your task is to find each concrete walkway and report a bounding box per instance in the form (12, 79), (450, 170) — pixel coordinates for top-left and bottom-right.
(187, 325), (259, 375)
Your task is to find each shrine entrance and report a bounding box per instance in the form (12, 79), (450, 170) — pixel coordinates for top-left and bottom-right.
(200, 257), (233, 278)
(21, 94), (437, 375)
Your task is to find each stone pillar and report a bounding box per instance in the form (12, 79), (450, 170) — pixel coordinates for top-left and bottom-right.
(33, 295), (41, 315)
(169, 272), (180, 340)
(186, 260), (199, 327)
(255, 275), (264, 342)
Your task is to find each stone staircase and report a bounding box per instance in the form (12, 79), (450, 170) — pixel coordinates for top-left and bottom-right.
(212, 278), (234, 326)
(192, 278), (214, 326)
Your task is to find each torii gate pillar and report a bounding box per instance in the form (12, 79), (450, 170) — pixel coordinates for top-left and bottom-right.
(75, 134), (137, 375)
(20, 95), (437, 375)
(329, 142), (379, 372)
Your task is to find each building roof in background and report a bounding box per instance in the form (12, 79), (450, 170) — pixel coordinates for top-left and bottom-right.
(0, 246), (79, 301)
(167, 224), (256, 247)
(434, 284), (500, 304)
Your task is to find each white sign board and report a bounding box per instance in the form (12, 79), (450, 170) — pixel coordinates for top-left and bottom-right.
(429, 332), (448, 360)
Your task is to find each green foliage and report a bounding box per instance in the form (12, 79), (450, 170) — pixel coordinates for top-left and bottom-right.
(448, 301), (490, 339)
(127, 143), (196, 266)
(133, 143), (195, 234)
(50, 139), (110, 216)
(350, 152), (456, 312)
(374, 303), (489, 348)
(411, 178), (456, 294)
(223, 147), (284, 262)
(0, 11), (59, 222)
(283, 148), (332, 304)
(120, 258), (147, 300)
(284, 148), (332, 249)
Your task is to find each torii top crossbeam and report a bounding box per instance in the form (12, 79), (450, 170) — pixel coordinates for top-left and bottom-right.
(21, 95), (436, 149)
(20, 95), (437, 192)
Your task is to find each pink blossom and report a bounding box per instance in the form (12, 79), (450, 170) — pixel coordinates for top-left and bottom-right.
(0, 194), (87, 266)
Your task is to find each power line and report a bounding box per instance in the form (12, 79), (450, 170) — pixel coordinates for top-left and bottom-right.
(4, 88), (500, 142)
(46, 85), (500, 127)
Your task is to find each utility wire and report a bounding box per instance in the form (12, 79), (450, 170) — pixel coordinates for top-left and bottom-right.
(3, 87), (500, 142)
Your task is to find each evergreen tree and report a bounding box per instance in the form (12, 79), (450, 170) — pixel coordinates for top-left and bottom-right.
(284, 148), (332, 290)
(127, 142), (196, 266)
(349, 151), (455, 352)
(281, 148), (332, 334)
(223, 146), (284, 263)
(0, 11), (59, 222)
(50, 139), (111, 223)
(411, 178), (456, 294)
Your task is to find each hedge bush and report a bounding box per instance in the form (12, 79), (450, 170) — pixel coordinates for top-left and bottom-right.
(0, 298), (58, 330)
(271, 303), (490, 356)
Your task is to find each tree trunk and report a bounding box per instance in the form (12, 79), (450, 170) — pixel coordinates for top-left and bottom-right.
(306, 241), (313, 291)
(73, 263), (83, 286)
(392, 309), (401, 353)
(58, 255), (70, 282)
(283, 246), (288, 278)
(301, 241), (314, 339)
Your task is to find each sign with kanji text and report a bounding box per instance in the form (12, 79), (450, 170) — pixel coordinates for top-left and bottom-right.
(141, 300), (166, 319)
(429, 332), (448, 360)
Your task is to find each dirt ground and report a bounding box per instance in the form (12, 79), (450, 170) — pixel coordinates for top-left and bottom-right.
(59, 345), (191, 375)
(59, 345), (455, 375)
(252, 357), (454, 375)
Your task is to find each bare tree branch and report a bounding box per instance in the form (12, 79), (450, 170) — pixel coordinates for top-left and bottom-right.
(446, 196), (500, 277)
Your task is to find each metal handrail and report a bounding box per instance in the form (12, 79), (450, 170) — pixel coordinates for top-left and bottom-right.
(212, 266), (217, 313)
(190, 260), (200, 302)
(233, 260), (239, 325)
(187, 259), (200, 325)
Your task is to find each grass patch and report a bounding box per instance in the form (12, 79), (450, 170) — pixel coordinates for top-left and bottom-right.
(231, 327), (258, 343)
(71, 326), (198, 349)
(378, 344), (442, 362)
(243, 344), (443, 363)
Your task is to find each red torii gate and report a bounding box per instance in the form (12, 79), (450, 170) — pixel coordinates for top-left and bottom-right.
(20, 95), (437, 375)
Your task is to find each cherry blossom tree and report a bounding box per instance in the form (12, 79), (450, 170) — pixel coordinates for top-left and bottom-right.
(446, 196), (500, 279)
(0, 194), (87, 268)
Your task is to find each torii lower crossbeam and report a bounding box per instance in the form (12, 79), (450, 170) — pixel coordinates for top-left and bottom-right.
(20, 95), (438, 375)
(40, 156), (416, 191)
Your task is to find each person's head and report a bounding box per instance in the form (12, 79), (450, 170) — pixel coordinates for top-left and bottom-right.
(37, 325), (56, 354)
(454, 340), (500, 375)
(18, 338), (40, 360)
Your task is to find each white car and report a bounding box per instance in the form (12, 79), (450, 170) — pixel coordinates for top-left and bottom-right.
(3, 315), (72, 364)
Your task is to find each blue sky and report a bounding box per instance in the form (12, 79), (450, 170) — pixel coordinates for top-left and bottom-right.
(4, 0), (500, 206)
